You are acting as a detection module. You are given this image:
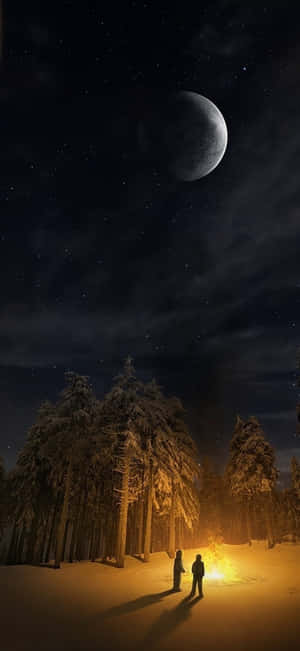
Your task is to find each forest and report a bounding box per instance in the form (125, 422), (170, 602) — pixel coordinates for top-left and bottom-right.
(0, 358), (299, 570)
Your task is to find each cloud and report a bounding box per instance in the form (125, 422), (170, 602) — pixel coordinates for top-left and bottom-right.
(2, 60), (300, 385)
(1, 28), (300, 469)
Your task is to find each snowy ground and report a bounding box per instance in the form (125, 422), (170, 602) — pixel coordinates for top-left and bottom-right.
(1, 542), (299, 651)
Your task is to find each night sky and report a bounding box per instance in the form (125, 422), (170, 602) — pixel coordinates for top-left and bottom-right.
(1, 0), (300, 475)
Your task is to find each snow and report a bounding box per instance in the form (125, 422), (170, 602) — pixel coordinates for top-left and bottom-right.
(0, 542), (299, 651)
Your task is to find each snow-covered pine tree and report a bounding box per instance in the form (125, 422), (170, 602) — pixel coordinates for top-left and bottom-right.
(100, 358), (144, 567)
(41, 372), (98, 568)
(6, 360), (201, 567)
(164, 396), (200, 556)
(226, 416), (278, 548)
(73, 400), (118, 563)
(100, 359), (200, 565)
(135, 378), (175, 562)
(6, 400), (55, 565)
(150, 393), (200, 557)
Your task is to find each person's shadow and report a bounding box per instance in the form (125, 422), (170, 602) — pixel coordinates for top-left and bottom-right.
(141, 595), (203, 649)
(101, 589), (175, 618)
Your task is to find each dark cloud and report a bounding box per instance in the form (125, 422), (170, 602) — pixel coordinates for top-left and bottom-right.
(1, 1), (300, 472)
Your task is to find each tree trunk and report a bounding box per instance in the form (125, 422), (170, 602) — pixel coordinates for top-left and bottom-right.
(168, 483), (176, 558)
(137, 498), (144, 555)
(62, 519), (70, 561)
(77, 527), (85, 561)
(32, 512), (44, 565)
(16, 522), (26, 564)
(177, 517), (184, 550)
(235, 501), (242, 543)
(45, 498), (60, 564)
(69, 490), (85, 563)
(95, 520), (103, 559)
(104, 510), (113, 559)
(38, 508), (52, 564)
(54, 459), (73, 568)
(89, 522), (96, 561)
(251, 502), (258, 540)
(245, 499), (252, 546)
(96, 524), (102, 558)
(116, 453), (130, 568)
(6, 520), (18, 565)
(69, 520), (78, 562)
(90, 484), (101, 561)
(143, 463), (153, 562)
(75, 485), (89, 561)
(26, 511), (40, 564)
(265, 493), (275, 549)
(126, 504), (133, 555)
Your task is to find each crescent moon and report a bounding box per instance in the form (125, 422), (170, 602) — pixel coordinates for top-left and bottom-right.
(139, 91), (228, 182)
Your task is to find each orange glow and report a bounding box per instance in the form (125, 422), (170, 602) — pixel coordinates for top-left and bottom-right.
(204, 541), (238, 583)
(207, 568), (224, 580)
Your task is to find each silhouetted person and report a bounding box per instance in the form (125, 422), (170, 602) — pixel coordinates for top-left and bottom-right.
(173, 549), (185, 591)
(190, 554), (205, 598)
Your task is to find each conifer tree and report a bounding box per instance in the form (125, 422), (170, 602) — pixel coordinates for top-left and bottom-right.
(6, 401), (55, 565)
(150, 393), (200, 557)
(100, 360), (200, 565)
(3, 360), (201, 567)
(41, 373), (98, 568)
(100, 358), (144, 567)
(226, 416), (278, 547)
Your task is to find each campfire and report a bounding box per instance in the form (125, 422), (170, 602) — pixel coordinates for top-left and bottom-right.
(204, 540), (238, 583)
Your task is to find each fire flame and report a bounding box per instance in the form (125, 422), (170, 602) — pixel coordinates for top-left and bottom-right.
(207, 568), (224, 580)
(204, 541), (238, 583)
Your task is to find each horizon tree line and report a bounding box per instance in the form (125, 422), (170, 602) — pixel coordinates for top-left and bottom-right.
(0, 358), (299, 568)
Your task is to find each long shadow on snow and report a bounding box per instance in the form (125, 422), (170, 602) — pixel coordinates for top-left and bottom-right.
(102, 590), (175, 618)
(141, 596), (203, 649)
